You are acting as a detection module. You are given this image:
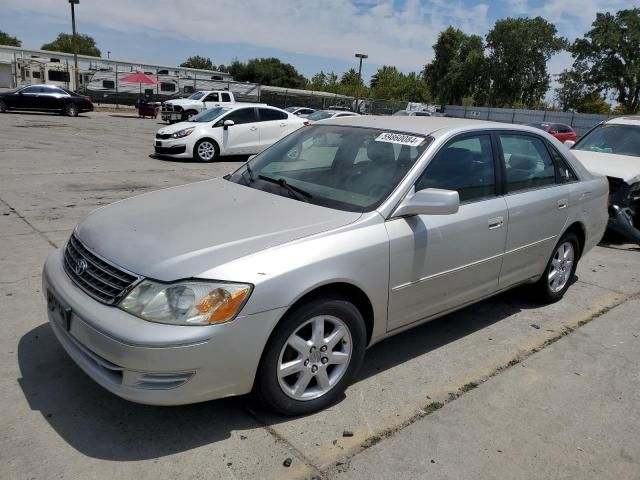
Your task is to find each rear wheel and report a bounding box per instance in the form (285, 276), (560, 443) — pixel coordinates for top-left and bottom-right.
(257, 297), (366, 415)
(0, 100), (7, 113)
(535, 232), (579, 303)
(64, 103), (79, 117)
(193, 138), (219, 162)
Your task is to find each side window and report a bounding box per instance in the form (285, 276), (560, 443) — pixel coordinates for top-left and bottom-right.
(547, 144), (578, 183)
(102, 80), (115, 89)
(183, 85), (195, 93)
(160, 82), (175, 92)
(499, 134), (556, 192)
(21, 86), (41, 94)
(549, 124), (559, 133)
(221, 93), (231, 102)
(204, 92), (219, 102)
(258, 108), (287, 122)
(220, 108), (256, 125)
(416, 134), (496, 202)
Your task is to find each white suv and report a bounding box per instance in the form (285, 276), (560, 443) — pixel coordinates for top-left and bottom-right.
(154, 105), (306, 162)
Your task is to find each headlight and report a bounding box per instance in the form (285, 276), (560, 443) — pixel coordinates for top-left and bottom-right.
(172, 127), (194, 139)
(119, 280), (252, 326)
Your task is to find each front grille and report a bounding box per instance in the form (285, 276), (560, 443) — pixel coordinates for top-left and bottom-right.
(161, 104), (182, 113)
(156, 133), (171, 140)
(63, 235), (140, 305)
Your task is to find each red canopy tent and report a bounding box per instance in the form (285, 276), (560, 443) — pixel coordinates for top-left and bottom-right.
(120, 72), (159, 96)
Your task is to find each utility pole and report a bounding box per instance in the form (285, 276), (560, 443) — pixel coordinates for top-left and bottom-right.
(354, 53), (368, 113)
(69, 0), (79, 91)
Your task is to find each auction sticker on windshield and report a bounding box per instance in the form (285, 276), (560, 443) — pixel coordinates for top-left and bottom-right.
(375, 132), (425, 147)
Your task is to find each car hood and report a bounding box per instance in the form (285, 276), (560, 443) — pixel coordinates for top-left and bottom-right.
(157, 121), (199, 135)
(75, 178), (361, 281)
(571, 149), (640, 184)
(164, 98), (199, 107)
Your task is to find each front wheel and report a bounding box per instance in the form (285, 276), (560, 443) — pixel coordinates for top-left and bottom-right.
(64, 103), (79, 117)
(535, 232), (579, 303)
(257, 297), (366, 415)
(193, 138), (219, 162)
(182, 110), (198, 121)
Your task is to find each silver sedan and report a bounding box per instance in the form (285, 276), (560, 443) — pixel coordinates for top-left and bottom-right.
(42, 116), (608, 415)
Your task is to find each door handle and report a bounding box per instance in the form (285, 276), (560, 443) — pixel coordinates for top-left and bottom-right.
(280, 123), (287, 127)
(488, 216), (504, 229)
(557, 199), (568, 209)
(249, 126), (258, 131)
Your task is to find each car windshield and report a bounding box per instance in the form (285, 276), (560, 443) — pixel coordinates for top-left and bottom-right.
(190, 107), (231, 123)
(527, 123), (550, 130)
(393, 111), (409, 116)
(573, 124), (640, 157)
(307, 111), (335, 121)
(226, 125), (432, 212)
(188, 92), (206, 100)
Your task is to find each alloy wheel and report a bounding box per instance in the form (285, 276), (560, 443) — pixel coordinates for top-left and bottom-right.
(277, 315), (352, 401)
(197, 141), (216, 161)
(548, 241), (574, 293)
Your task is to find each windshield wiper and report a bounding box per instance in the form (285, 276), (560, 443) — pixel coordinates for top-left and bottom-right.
(258, 174), (312, 201)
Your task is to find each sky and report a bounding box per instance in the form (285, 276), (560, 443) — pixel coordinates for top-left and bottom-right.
(0, 0), (631, 88)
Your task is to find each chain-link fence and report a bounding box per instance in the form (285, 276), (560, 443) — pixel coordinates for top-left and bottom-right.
(444, 105), (613, 137)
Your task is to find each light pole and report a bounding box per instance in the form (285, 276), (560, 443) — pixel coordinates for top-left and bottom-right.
(69, 0), (79, 91)
(354, 53), (368, 113)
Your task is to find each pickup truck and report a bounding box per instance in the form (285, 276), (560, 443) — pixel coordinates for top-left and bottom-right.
(160, 90), (235, 123)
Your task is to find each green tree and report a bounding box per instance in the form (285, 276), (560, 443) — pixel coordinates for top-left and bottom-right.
(340, 68), (363, 87)
(0, 30), (21, 47)
(41, 33), (101, 57)
(571, 8), (640, 114)
(229, 57), (307, 88)
(180, 56), (215, 70)
(370, 66), (429, 102)
(423, 27), (486, 105)
(485, 17), (567, 107)
(575, 93), (611, 114)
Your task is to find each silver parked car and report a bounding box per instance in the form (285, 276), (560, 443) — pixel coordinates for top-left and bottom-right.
(43, 117), (608, 415)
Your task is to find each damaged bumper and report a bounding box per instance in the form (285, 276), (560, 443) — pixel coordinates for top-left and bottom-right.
(608, 177), (640, 245)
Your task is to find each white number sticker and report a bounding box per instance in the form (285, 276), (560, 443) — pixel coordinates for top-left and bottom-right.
(375, 132), (425, 147)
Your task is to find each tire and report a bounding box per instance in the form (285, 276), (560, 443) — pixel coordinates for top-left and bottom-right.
(193, 138), (219, 162)
(535, 232), (579, 303)
(64, 103), (79, 117)
(182, 110), (198, 121)
(256, 297), (367, 416)
(0, 100), (7, 113)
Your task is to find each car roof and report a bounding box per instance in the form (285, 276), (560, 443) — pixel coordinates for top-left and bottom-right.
(321, 115), (541, 137)
(605, 116), (640, 126)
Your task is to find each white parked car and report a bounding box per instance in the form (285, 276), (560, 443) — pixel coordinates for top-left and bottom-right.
(568, 116), (640, 245)
(393, 110), (432, 117)
(160, 90), (236, 123)
(154, 104), (306, 162)
(284, 106), (316, 117)
(306, 110), (360, 123)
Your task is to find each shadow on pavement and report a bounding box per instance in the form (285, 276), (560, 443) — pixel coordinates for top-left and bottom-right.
(149, 153), (250, 164)
(17, 285), (547, 461)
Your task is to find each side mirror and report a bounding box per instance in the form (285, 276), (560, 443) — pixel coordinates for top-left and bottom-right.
(563, 140), (575, 148)
(392, 188), (460, 217)
(223, 119), (235, 130)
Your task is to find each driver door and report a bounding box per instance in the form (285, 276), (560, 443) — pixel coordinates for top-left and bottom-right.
(203, 92), (220, 110)
(216, 107), (259, 154)
(386, 133), (508, 331)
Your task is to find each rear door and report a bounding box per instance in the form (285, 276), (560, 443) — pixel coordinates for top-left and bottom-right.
(215, 107), (259, 154)
(387, 133), (508, 330)
(256, 108), (290, 150)
(497, 132), (569, 288)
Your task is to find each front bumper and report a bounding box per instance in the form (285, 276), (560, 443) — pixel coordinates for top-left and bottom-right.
(153, 138), (191, 158)
(43, 249), (285, 405)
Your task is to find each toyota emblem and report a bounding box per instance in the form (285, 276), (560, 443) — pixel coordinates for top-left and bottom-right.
(75, 259), (88, 276)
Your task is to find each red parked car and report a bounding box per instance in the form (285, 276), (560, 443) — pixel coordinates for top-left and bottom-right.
(527, 122), (577, 143)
